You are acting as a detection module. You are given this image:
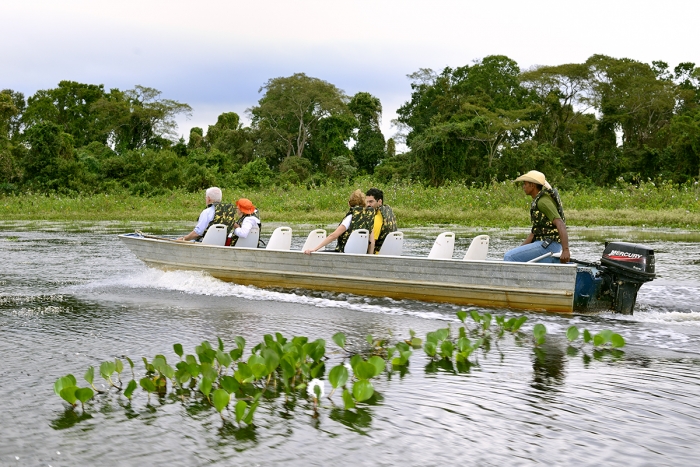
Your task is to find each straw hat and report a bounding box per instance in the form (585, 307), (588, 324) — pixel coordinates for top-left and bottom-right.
(236, 198), (256, 214)
(514, 170), (551, 190)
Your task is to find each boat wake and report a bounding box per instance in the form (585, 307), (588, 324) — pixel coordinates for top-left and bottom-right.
(69, 267), (460, 321)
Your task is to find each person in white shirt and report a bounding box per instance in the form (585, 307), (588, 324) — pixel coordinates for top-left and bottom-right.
(304, 189), (374, 254)
(230, 198), (261, 246)
(177, 187), (222, 241)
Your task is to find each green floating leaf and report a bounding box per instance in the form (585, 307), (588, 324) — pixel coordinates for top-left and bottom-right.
(216, 350), (232, 369)
(234, 336), (246, 350)
(424, 341), (437, 357)
(115, 358), (124, 375)
(583, 329), (593, 343)
(173, 343), (183, 358)
(220, 375), (240, 394)
(199, 376), (213, 397)
(84, 367), (94, 385)
(512, 316), (528, 332)
(140, 377), (156, 393)
(342, 388), (355, 409)
(332, 332), (346, 349)
(440, 340), (454, 358)
(213, 389), (230, 413)
(482, 313), (492, 330)
(217, 337), (225, 351)
(235, 399), (247, 423)
(60, 386), (78, 405)
(354, 361), (377, 380)
(610, 333), (626, 348)
(593, 334), (606, 347)
(366, 334), (373, 345)
(566, 326), (580, 342)
(352, 379), (374, 402)
(456, 310), (467, 323)
(410, 337), (422, 349)
(243, 393), (262, 425)
(469, 309), (481, 323)
(368, 356), (385, 377)
(100, 361), (116, 381)
(229, 348), (243, 361)
(124, 379), (137, 399)
(533, 323), (547, 340)
(54, 375), (77, 396)
(75, 387), (94, 404)
(598, 330), (614, 343)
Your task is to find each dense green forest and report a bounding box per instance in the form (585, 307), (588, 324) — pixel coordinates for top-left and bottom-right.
(1, 54), (699, 195)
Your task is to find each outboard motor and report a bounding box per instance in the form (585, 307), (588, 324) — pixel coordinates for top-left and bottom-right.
(599, 242), (656, 314)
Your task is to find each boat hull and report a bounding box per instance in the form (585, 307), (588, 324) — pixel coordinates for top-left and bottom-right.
(119, 233), (578, 313)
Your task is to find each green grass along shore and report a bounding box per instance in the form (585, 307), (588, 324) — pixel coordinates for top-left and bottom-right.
(2, 180), (699, 228)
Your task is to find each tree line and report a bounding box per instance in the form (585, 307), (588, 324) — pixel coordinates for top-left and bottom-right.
(1, 54), (699, 195)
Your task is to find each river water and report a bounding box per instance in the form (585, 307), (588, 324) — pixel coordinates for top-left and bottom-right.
(1, 221), (700, 466)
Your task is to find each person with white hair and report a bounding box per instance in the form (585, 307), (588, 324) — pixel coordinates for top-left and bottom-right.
(503, 170), (570, 263)
(177, 187), (231, 241)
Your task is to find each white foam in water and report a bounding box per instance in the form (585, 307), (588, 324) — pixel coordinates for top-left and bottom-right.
(74, 268), (451, 321)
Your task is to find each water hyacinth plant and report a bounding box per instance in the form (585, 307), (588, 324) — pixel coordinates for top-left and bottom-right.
(53, 312), (627, 424)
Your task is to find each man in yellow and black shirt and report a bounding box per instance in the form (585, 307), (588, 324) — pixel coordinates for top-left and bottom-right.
(365, 188), (398, 254)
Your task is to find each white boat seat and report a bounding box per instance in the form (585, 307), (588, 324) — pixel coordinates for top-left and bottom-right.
(302, 229), (327, 251)
(378, 231), (403, 256)
(232, 227), (260, 248)
(343, 229), (370, 254)
(201, 224), (227, 246)
(266, 226), (293, 250)
(463, 234), (489, 261)
(428, 232), (455, 259)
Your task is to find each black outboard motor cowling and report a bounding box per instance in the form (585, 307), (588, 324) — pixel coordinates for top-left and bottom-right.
(599, 242), (656, 314)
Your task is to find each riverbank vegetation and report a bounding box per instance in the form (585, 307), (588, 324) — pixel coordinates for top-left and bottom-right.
(3, 177), (698, 227)
(2, 54), (699, 227)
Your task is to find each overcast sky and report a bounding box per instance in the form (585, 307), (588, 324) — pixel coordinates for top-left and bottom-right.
(3, 0), (699, 141)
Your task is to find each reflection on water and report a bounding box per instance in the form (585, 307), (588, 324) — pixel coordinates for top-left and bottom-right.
(2, 223), (700, 465)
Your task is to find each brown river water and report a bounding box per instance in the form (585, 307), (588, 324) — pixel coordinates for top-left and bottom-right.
(1, 221), (700, 466)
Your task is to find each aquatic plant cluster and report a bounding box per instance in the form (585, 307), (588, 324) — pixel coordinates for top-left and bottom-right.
(54, 311), (626, 424)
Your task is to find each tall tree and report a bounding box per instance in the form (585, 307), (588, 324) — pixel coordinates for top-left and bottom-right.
(249, 73), (351, 169)
(348, 92), (385, 173)
(93, 85), (192, 153)
(396, 55), (535, 185)
(23, 81), (107, 147)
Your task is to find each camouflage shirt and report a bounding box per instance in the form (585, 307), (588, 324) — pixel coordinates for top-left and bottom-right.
(530, 187), (565, 242)
(336, 206), (375, 253)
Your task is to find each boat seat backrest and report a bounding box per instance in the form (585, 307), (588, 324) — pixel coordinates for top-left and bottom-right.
(463, 234), (489, 261)
(233, 227), (260, 248)
(302, 229), (327, 251)
(344, 229), (370, 254)
(378, 231), (404, 256)
(266, 226), (293, 250)
(428, 232), (455, 259)
(201, 224), (227, 246)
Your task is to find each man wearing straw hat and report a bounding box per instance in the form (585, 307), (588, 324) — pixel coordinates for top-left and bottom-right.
(504, 170), (570, 264)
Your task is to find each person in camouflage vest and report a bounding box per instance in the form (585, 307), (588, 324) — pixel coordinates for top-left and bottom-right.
(365, 187), (398, 254)
(303, 189), (375, 254)
(178, 187), (229, 242)
(503, 171), (570, 263)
